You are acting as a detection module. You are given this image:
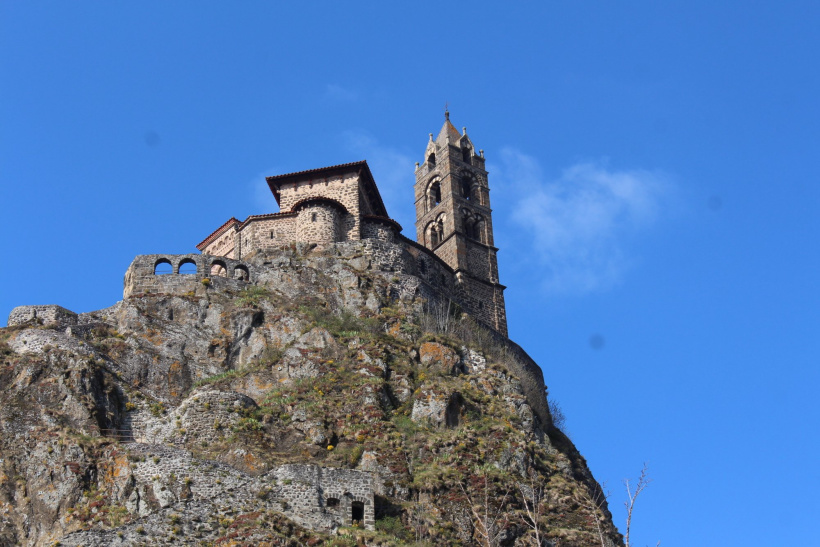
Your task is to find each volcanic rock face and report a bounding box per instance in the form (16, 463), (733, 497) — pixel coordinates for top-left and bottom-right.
(0, 242), (622, 546)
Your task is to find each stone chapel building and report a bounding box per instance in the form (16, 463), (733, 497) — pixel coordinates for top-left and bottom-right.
(196, 113), (508, 335)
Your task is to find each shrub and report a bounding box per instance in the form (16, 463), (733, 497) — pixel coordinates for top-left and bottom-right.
(235, 286), (269, 308)
(375, 515), (409, 540)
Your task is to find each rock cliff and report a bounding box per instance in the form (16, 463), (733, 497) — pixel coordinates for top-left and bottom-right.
(0, 241), (622, 546)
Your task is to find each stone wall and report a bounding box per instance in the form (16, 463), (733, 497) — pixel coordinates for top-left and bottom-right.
(295, 203), (342, 244)
(466, 242), (498, 283)
(203, 228), (237, 259)
(278, 174), (362, 241)
(274, 464), (375, 531)
(7, 305), (78, 328)
(123, 254), (253, 299)
(238, 215), (298, 257)
(361, 219), (397, 243)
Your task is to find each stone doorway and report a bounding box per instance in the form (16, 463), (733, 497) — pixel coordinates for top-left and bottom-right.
(351, 501), (364, 524)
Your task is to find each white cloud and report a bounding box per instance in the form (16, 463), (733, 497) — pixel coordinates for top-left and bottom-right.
(491, 147), (672, 295)
(342, 130), (417, 232)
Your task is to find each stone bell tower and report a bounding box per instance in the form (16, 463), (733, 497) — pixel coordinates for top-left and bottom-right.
(414, 111), (507, 335)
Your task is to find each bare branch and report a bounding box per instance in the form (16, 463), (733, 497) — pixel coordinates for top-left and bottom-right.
(517, 473), (548, 546)
(459, 475), (511, 547)
(623, 463), (651, 547)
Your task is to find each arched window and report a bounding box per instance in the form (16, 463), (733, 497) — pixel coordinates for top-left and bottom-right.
(418, 259), (427, 275)
(475, 218), (485, 243)
(428, 222), (439, 247)
(234, 265), (249, 281)
(210, 261), (228, 277)
(427, 153), (436, 167)
(462, 146), (471, 163)
(427, 180), (442, 210)
(461, 179), (472, 200)
(326, 497), (340, 508)
(178, 259), (197, 275)
(154, 259), (172, 275)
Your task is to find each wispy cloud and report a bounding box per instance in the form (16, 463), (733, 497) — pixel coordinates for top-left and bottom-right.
(323, 83), (358, 102)
(491, 147), (672, 295)
(342, 130), (417, 231)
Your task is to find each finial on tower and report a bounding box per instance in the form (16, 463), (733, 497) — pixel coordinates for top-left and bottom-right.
(444, 101), (449, 121)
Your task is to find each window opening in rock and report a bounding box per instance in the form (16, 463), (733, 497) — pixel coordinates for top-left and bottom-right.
(326, 497), (340, 508)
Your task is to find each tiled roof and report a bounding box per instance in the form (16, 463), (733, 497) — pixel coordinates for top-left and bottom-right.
(240, 211), (297, 228)
(196, 217), (240, 250)
(362, 215), (403, 232)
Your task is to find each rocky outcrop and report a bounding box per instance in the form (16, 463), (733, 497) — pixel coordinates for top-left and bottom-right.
(0, 241), (622, 546)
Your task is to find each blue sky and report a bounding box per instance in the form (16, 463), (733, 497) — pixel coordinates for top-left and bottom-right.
(2, 2), (819, 544)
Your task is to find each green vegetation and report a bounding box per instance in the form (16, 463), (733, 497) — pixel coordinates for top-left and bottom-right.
(235, 286), (270, 307)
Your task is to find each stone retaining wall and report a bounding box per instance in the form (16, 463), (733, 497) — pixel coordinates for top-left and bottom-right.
(7, 305), (78, 328)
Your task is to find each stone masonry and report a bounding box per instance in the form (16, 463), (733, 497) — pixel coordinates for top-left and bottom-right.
(196, 115), (507, 336)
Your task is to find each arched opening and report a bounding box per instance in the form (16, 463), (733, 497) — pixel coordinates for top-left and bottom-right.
(428, 222), (439, 247)
(427, 153), (436, 167)
(428, 215), (445, 248)
(427, 180), (442, 210)
(210, 261), (228, 277)
(475, 218), (485, 243)
(154, 259), (173, 275)
(351, 501), (365, 524)
(234, 265), (249, 281)
(462, 146), (471, 163)
(178, 259), (197, 275)
(326, 497), (340, 509)
(461, 179), (472, 200)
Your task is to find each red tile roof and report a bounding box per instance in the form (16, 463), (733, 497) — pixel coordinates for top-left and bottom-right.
(196, 217), (240, 250)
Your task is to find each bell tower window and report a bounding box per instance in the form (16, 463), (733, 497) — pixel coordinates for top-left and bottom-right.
(461, 179), (471, 200)
(427, 180), (442, 210)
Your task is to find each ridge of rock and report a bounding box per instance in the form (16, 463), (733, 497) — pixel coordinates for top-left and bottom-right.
(0, 241), (622, 546)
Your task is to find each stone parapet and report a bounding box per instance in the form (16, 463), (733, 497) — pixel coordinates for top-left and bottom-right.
(7, 305), (78, 328)
(123, 253), (253, 299)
